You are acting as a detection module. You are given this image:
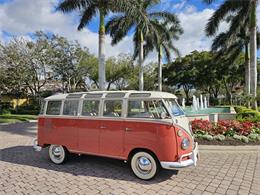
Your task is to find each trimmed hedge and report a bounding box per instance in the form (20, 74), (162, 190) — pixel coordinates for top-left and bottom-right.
(235, 106), (260, 122)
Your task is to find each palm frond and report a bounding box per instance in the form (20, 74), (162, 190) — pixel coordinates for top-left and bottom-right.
(57, 0), (92, 12)
(205, 0), (247, 36)
(149, 11), (179, 24)
(78, 3), (97, 30)
(106, 15), (135, 45)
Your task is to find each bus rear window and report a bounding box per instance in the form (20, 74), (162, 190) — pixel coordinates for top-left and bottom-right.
(39, 100), (45, 115)
(46, 101), (62, 115)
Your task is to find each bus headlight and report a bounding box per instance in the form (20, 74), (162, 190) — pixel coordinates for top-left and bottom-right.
(181, 138), (190, 150)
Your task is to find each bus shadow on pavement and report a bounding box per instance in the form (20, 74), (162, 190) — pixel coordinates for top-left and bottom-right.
(0, 145), (178, 184)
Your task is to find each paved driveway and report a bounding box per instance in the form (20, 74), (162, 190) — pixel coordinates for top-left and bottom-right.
(0, 122), (259, 195)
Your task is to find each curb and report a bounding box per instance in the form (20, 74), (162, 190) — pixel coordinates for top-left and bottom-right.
(199, 145), (260, 151)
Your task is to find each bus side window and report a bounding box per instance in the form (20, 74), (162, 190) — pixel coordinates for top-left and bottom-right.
(103, 100), (122, 117)
(63, 100), (79, 116)
(46, 101), (62, 115)
(128, 100), (168, 119)
(82, 100), (100, 116)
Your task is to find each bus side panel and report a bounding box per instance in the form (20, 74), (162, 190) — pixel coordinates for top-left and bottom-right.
(123, 121), (178, 162)
(37, 117), (78, 151)
(37, 117), (45, 147)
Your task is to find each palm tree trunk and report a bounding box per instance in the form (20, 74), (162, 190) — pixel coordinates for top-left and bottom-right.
(245, 43), (250, 96)
(158, 46), (162, 91)
(99, 9), (106, 90)
(139, 32), (144, 91)
(249, 0), (258, 110)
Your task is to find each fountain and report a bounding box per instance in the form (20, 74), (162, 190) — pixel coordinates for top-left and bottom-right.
(182, 98), (186, 109)
(204, 96), (208, 109)
(200, 95), (204, 109)
(192, 95), (198, 111)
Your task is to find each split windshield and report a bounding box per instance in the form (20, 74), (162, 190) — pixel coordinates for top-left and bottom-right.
(164, 99), (185, 116)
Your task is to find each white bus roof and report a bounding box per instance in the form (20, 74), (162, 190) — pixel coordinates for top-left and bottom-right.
(45, 91), (177, 100)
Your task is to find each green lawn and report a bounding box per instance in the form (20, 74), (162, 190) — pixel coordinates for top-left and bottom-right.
(0, 114), (38, 123)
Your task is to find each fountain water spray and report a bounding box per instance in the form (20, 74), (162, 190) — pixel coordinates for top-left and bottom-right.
(204, 96), (208, 109)
(192, 95), (198, 111)
(182, 98), (186, 109)
(200, 95), (204, 109)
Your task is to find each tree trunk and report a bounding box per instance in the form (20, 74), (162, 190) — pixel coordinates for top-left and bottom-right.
(249, 0), (258, 110)
(245, 43), (250, 95)
(98, 9), (106, 91)
(183, 84), (190, 101)
(139, 32), (144, 91)
(223, 79), (232, 105)
(158, 46), (162, 91)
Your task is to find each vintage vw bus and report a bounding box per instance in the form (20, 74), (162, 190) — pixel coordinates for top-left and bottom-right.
(33, 91), (198, 180)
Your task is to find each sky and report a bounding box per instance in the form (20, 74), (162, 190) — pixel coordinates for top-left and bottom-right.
(0, 0), (259, 62)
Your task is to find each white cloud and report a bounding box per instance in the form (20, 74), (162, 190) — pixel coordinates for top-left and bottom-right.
(0, 0), (133, 57)
(0, 0), (258, 61)
(175, 8), (228, 56)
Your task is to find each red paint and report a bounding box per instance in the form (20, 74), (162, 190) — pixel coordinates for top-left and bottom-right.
(37, 117), (193, 162)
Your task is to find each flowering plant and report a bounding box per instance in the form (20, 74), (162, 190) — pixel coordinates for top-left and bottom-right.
(191, 119), (256, 136)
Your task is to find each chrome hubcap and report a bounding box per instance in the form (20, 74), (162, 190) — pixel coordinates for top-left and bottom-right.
(137, 157), (152, 173)
(52, 146), (62, 159)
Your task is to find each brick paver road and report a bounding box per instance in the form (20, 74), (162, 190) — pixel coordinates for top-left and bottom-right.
(0, 122), (259, 195)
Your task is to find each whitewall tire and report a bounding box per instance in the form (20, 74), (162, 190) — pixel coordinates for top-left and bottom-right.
(49, 145), (67, 164)
(130, 151), (158, 180)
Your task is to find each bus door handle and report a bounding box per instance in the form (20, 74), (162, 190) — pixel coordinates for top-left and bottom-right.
(100, 126), (107, 129)
(125, 128), (133, 131)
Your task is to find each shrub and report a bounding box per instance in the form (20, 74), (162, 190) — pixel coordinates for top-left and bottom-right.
(202, 134), (214, 141)
(0, 102), (13, 115)
(213, 134), (225, 141)
(224, 129), (236, 137)
(248, 133), (259, 141)
(233, 134), (242, 140)
(235, 106), (260, 122)
(241, 136), (249, 143)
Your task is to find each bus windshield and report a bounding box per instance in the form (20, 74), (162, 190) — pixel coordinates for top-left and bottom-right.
(164, 99), (185, 116)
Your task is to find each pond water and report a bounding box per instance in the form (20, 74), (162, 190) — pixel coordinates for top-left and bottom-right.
(183, 107), (230, 115)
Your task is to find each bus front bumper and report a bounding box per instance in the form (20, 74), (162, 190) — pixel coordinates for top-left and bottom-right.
(33, 138), (42, 152)
(160, 142), (198, 169)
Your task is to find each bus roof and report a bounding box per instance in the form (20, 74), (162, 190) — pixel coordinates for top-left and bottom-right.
(44, 91), (177, 100)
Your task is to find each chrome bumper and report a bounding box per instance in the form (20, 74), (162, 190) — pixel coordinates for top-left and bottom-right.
(160, 142), (198, 169)
(33, 138), (42, 152)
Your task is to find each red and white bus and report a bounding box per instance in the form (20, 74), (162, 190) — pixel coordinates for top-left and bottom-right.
(33, 91), (198, 180)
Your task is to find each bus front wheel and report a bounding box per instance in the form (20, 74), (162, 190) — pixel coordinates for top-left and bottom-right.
(130, 151), (158, 180)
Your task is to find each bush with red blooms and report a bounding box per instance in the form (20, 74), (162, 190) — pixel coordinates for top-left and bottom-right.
(191, 119), (256, 136)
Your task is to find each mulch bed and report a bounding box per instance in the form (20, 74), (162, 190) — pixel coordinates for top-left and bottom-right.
(195, 138), (260, 146)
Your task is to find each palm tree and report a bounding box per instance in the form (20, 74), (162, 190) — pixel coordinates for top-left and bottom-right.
(211, 23), (260, 98)
(204, 0), (259, 109)
(106, 0), (180, 91)
(133, 19), (183, 91)
(57, 0), (129, 90)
